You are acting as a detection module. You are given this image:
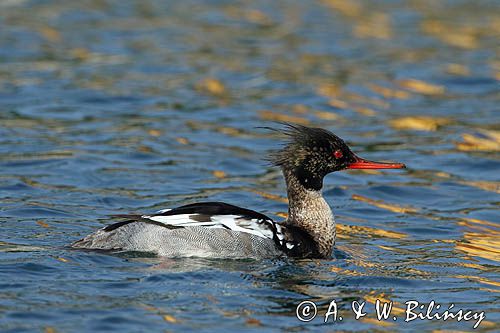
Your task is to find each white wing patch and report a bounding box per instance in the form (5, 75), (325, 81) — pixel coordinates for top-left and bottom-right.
(153, 208), (171, 214)
(142, 211), (282, 240)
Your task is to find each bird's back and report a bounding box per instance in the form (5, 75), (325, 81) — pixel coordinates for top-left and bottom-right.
(72, 222), (282, 258)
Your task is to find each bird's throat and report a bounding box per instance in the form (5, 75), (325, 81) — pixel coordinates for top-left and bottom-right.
(283, 170), (336, 257)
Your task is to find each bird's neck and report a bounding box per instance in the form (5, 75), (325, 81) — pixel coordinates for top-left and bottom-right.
(283, 169), (336, 257)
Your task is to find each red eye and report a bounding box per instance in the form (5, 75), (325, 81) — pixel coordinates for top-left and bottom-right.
(334, 150), (343, 159)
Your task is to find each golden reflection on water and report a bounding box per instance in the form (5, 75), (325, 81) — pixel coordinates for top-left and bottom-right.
(389, 116), (452, 132)
(456, 130), (500, 152)
(456, 219), (500, 263)
(351, 194), (418, 214)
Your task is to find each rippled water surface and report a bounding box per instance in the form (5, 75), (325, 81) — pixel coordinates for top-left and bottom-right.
(1, 0), (499, 332)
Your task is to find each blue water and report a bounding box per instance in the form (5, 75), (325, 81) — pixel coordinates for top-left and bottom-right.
(0, 1), (499, 332)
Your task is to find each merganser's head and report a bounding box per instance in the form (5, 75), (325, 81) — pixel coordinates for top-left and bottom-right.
(269, 124), (405, 191)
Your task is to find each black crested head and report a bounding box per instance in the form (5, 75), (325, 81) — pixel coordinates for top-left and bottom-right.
(268, 123), (357, 191)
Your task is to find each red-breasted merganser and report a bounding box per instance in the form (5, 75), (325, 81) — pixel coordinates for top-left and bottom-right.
(71, 124), (405, 259)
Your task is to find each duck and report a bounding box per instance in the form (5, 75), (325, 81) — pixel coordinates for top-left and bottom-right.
(71, 124), (405, 259)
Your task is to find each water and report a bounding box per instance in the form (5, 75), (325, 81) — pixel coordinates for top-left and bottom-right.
(0, 0), (499, 331)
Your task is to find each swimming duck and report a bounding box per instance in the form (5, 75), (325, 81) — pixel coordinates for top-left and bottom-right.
(71, 124), (405, 259)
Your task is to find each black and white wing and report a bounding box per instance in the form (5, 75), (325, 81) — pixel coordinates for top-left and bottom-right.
(113, 202), (286, 245)
(71, 201), (310, 258)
